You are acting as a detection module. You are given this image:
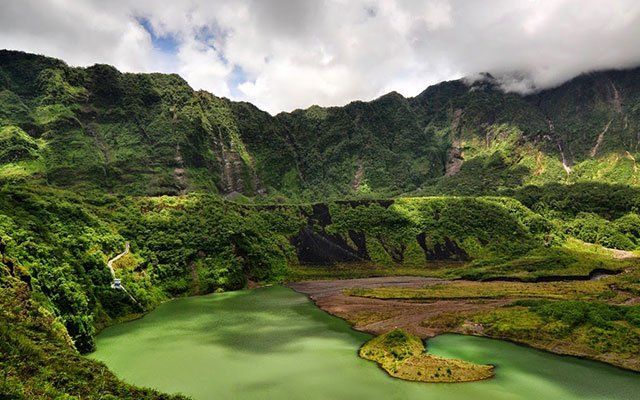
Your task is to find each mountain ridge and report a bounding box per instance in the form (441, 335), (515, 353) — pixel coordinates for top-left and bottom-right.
(2, 49), (640, 199)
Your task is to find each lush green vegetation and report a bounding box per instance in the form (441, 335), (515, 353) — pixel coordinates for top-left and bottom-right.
(2, 50), (640, 199)
(2, 184), (640, 397)
(465, 300), (640, 369)
(0, 185), (304, 352)
(0, 274), (188, 399)
(325, 197), (546, 264)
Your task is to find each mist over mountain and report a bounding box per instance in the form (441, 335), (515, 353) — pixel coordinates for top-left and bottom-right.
(2, 0), (640, 113)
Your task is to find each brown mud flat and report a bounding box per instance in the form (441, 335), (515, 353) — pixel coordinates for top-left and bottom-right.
(288, 276), (509, 338)
(288, 276), (640, 372)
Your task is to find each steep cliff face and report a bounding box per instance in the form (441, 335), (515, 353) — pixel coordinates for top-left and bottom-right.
(532, 68), (640, 160)
(0, 51), (265, 196)
(2, 50), (640, 198)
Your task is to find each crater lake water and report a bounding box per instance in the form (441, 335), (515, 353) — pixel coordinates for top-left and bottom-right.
(91, 286), (640, 400)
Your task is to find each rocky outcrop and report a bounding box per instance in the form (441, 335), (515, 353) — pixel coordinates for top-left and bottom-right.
(417, 233), (469, 261)
(445, 141), (464, 177)
(291, 203), (368, 264)
(290, 201), (471, 265)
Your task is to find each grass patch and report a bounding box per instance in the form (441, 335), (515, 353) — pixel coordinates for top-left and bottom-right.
(419, 300), (640, 371)
(443, 239), (636, 281)
(346, 280), (622, 302)
(470, 301), (640, 357)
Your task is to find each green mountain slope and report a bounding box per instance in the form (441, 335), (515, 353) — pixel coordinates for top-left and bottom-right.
(2, 50), (640, 398)
(2, 50), (640, 198)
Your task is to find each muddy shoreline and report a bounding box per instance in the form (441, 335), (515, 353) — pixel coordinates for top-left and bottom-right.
(287, 276), (640, 373)
(288, 276), (508, 337)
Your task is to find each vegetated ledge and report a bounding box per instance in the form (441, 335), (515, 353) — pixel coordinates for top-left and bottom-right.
(477, 268), (623, 283)
(359, 329), (494, 383)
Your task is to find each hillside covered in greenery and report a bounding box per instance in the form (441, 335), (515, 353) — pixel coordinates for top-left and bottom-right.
(2, 50), (640, 398)
(2, 50), (640, 199)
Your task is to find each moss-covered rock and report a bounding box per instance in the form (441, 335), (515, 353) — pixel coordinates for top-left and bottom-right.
(0, 125), (39, 163)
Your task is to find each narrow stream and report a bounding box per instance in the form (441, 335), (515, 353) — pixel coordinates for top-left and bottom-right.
(91, 286), (639, 400)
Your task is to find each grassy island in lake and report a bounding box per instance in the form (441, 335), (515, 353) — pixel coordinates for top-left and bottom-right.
(359, 329), (494, 383)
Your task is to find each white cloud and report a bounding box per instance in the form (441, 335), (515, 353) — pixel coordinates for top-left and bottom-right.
(1, 0), (640, 113)
(0, 0), (161, 72)
(176, 37), (233, 98)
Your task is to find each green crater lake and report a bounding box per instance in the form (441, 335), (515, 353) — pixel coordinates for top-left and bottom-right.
(91, 286), (640, 400)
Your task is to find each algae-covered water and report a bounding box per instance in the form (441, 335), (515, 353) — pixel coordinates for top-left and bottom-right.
(91, 286), (640, 399)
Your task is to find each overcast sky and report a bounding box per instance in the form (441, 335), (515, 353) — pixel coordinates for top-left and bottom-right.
(1, 0), (640, 114)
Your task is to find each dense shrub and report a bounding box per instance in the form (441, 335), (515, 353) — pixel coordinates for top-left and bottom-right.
(513, 300), (639, 329)
(325, 197), (546, 265)
(0, 125), (39, 163)
(565, 212), (635, 250)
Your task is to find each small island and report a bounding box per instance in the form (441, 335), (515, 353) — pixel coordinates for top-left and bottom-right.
(359, 329), (494, 383)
